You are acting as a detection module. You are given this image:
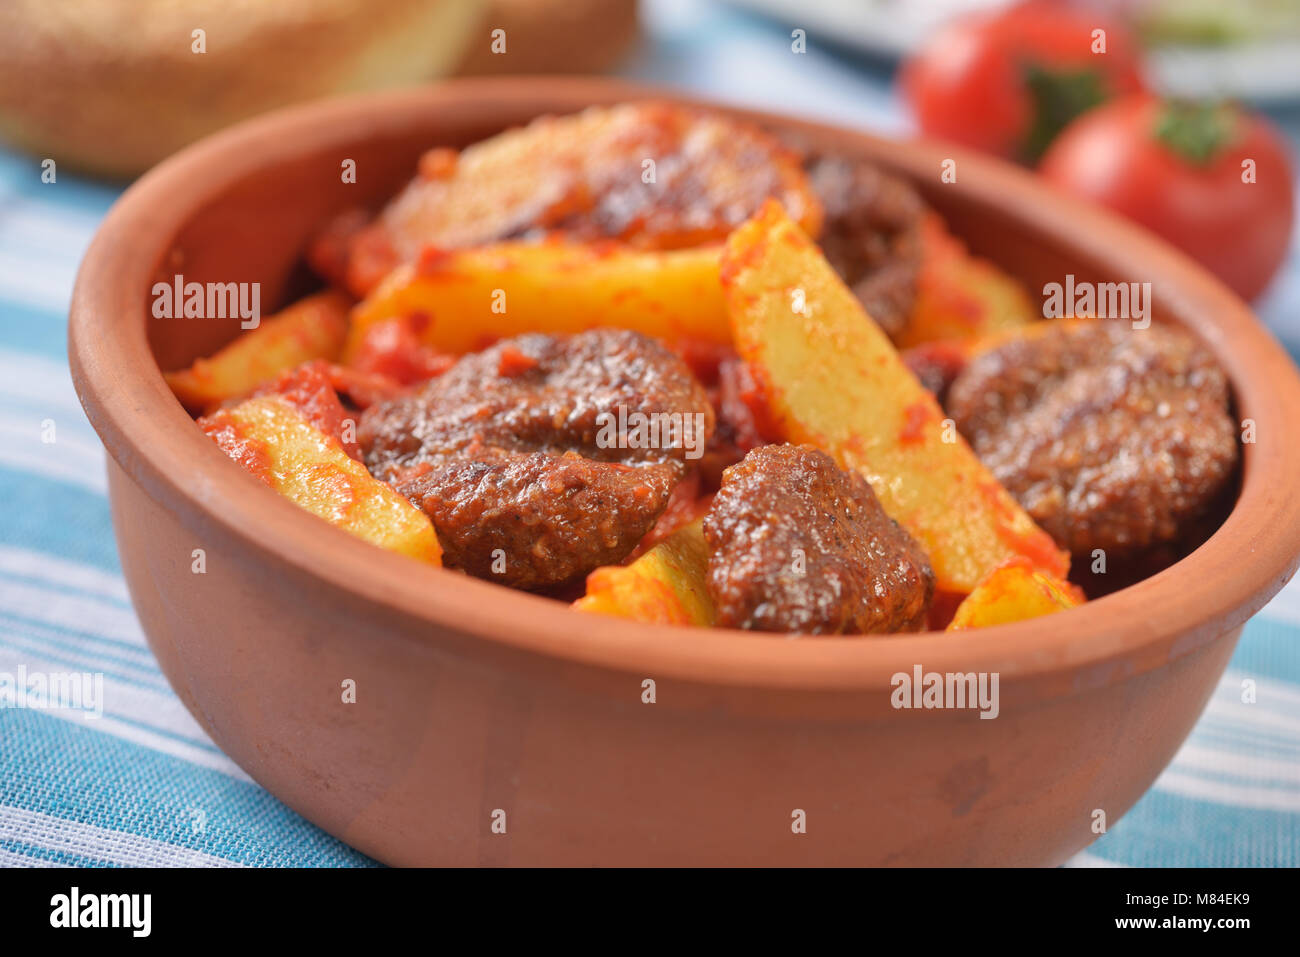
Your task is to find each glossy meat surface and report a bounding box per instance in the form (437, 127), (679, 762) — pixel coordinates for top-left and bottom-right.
(360, 329), (714, 589)
(946, 321), (1239, 556)
(806, 153), (925, 341)
(703, 444), (934, 634)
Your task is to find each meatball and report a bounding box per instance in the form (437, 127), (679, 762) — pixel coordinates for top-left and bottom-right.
(323, 102), (822, 295)
(360, 330), (714, 590)
(696, 351), (779, 489)
(703, 444), (934, 634)
(945, 321), (1239, 556)
(805, 153), (926, 342)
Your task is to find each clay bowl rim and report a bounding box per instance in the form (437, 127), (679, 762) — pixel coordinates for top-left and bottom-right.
(69, 77), (1300, 696)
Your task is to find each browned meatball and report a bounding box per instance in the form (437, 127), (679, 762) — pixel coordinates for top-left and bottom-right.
(945, 321), (1239, 556)
(805, 153), (926, 342)
(404, 451), (682, 592)
(360, 330), (714, 590)
(324, 102), (823, 295)
(703, 445), (934, 634)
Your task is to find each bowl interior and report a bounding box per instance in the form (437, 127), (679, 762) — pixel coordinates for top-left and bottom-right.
(149, 98), (1134, 373)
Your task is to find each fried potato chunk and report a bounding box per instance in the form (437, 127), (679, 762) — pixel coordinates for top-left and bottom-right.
(344, 240), (728, 358)
(947, 562), (1083, 631)
(573, 521), (715, 626)
(720, 201), (1068, 594)
(200, 396), (441, 563)
(165, 291), (350, 411)
(896, 215), (1038, 349)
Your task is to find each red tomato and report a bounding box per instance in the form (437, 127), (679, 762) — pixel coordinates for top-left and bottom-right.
(901, 0), (1144, 162)
(1040, 95), (1295, 300)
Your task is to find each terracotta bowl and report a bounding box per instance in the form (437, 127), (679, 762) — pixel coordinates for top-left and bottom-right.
(69, 78), (1300, 866)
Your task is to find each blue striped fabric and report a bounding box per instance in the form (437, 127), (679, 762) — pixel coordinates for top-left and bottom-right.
(2, 1), (1299, 866)
(0, 145), (374, 869)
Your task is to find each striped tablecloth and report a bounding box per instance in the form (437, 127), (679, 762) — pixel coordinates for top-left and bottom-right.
(2, 0), (1298, 867)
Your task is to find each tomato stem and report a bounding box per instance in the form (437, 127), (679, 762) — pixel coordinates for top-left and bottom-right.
(1154, 100), (1237, 165)
(1020, 62), (1107, 164)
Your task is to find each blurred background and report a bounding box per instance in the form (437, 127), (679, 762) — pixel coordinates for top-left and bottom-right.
(3, 0), (1298, 351)
(2, 0), (1298, 868)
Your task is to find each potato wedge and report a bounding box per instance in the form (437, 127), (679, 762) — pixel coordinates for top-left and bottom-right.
(896, 215), (1038, 349)
(344, 240), (728, 359)
(200, 396), (441, 564)
(947, 562), (1083, 631)
(721, 201), (1068, 593)
(573, 521), (714, 626)
(166, 290), (350, 410)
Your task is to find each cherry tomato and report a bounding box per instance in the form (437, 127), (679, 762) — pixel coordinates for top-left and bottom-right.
(901, 0), (1145, 163)
(1040, 95), (1295, 301)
